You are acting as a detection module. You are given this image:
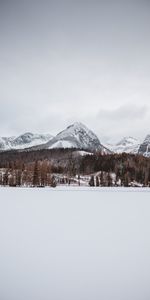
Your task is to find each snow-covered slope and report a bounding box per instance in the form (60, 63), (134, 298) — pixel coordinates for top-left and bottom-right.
(0, 133), (53, 151)
(12, 133), (53, 149)
(0, 137), (15, 150)
(105, 137), (140, 154)
(41, 122), (110, 153)
(138, 135), (150, 157)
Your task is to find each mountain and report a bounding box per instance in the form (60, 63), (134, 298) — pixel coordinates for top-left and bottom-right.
(46, 122), (102, 151)
(0, 133), (53, 151)
(105, 137), (140, 154)
(0, 123), (110, 153)
(31, 122), (111, 153)
(138, 135), (150, 157)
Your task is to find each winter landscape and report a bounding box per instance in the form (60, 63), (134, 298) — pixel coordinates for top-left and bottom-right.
(0, 122), (150, 188)
(1, 0), (150, 299)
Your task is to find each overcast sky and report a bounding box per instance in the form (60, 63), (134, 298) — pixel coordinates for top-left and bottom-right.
(0, 0), (150, 143)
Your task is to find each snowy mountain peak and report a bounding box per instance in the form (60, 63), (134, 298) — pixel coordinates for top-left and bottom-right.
(66, 121), (85, 129)
(66, 122), (92, 133)
(43, 122), (102, 151)
(0, 133), (53, 151)
(58, 122), (89, 135)
(38, 122), (111, 153)
(57, 122), (99, 142)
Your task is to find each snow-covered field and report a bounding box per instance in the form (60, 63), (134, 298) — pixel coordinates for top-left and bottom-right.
(0, 188), (150, 300)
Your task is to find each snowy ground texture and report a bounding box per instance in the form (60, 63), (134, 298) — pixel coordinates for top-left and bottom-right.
(0, 188), (150, 300)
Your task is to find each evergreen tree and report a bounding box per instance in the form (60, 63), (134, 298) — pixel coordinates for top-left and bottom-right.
(96, 176), (99, 186)
(33, 161), (40, 186)
(89, 175), (95, 186)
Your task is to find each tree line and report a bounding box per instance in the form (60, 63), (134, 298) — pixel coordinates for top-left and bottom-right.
(0, 149), (150, 187)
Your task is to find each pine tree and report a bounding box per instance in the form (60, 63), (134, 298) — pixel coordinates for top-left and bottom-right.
(33, 161), (40, 186)
(96, 176), (99, 186)
(100, 171), (104, 186)
(89, 175), (95, 186)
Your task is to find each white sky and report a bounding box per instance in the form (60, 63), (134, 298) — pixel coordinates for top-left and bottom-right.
(0, 0), (150, 143)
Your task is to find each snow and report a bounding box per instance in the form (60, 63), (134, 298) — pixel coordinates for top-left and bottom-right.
(0, 187), (150, 300)
(49, 140), (73, 149)
(75, 150), (93, 156)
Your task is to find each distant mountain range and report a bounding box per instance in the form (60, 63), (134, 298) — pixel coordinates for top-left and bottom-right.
(105, 137), (141, 155)
(0, 122), (150, 157)
(105, 135), (150, 157)
(0, 122), (111, 154)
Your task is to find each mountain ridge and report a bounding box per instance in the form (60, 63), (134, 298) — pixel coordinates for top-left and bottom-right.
(0, 123), (150, 157)
(0, 133), (53, 151)
(0, 122), (111, 154)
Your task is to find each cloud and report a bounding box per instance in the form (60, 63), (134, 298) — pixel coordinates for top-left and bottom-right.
(87, 104), (150, 143)
(97, 104), (149, 121)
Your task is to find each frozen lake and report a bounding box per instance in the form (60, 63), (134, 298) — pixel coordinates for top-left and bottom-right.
(0, 188), (150, 300)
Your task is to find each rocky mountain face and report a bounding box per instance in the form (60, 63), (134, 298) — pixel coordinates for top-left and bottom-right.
(138, 135), (150, 157)
(105, 137), (140, 154)
(44, 122), (106, 152)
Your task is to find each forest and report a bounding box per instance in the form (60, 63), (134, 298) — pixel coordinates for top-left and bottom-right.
(0, 149), (150, 187)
